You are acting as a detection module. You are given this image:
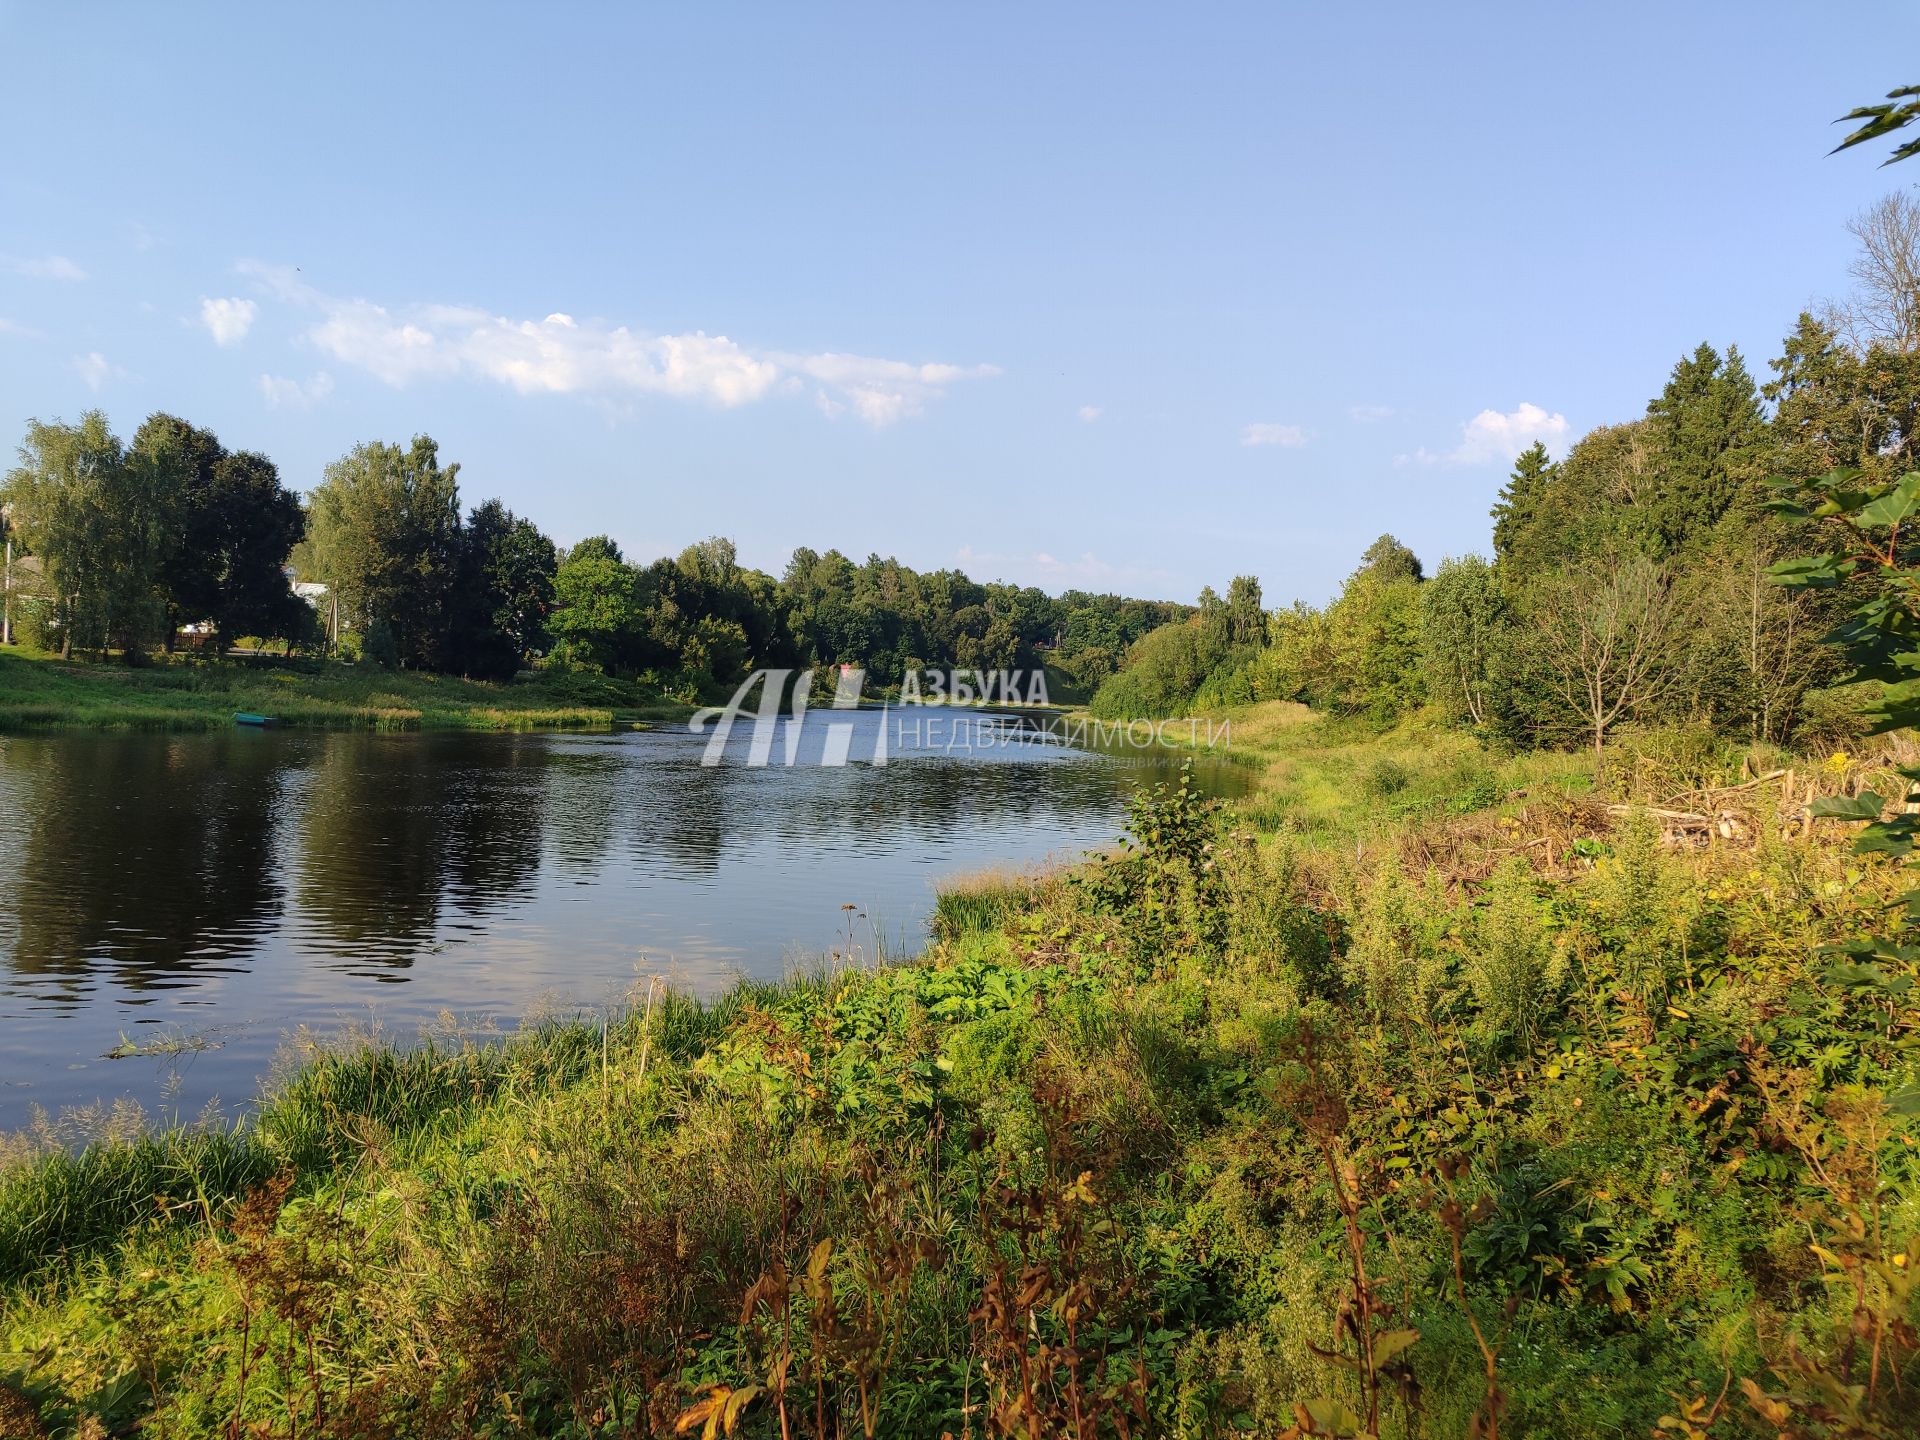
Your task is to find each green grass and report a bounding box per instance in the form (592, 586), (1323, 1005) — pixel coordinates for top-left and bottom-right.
(0, 647), (696, 733)
(929, 864), (1058, 942)
(2, 711), (1916, 1437)
(1106, 697), (1594, 843)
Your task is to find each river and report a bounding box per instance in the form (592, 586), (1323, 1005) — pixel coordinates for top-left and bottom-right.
(0, 707), (1244, 1131)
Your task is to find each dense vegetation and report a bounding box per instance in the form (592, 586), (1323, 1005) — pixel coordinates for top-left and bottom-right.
(2, 710), (1916, 1438)
(10, 88), (1920, 1440)
(0, 418), (1182, 706)
(1082, 196), (1920, 762)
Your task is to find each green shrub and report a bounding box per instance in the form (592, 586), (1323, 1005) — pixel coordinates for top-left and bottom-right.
(1361, 757), (1410, 798)
(1464, 859), (1566, 1052)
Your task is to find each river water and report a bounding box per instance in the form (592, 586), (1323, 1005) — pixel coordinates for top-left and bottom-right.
(0, 708), (1243, 1130)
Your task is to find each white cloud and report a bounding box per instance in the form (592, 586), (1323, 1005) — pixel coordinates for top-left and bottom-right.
(258, 371), (335, 409)
(1400, 401), (1570, 466)
(1348, 403), (1393, 424)
(236, 261), (996, 426)
(1241, 422), (1309, 448)
(0, 318), (34, 337)
(4, 254), (86, 281)
(200, 296), (258, 346)
(72, 352), (126, 391)
(1077, 404), (1102, 422)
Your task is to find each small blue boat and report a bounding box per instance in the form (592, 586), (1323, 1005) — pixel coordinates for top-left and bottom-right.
(234, 712), (277, 728)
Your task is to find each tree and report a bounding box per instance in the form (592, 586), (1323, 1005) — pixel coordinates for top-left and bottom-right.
(1766, 313), (1895, 481)
(446, 500), (557, 679)
(1225, 575), (1266, 647)
(1527, 548), (1685, 763)
(1687, 534), (1835, 743)
(1831, 192), (1920, 353)
(303, 436), (463, 667)
(1, 412), (181, 658)
(1491, 442), (1556, 565)
(1641, 343), (1765, 554)
(1419, 555), (1510, 726)
(1088, 618), (1231, 719)
(1351, 534), (1423, 585)
(1325, 570), (1424, 721)
(549, 536), (642, 672)
(130, 413), (306, 649)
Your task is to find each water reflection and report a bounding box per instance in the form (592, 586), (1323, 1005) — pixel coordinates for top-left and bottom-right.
(0, 733), (289, 994)
(294, 733), (550, 970)
(0, 711), (1244, 1124)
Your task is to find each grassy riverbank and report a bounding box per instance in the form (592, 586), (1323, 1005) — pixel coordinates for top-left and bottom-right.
(3, 704), (1918, 1438)
(0, 646), (696, 733)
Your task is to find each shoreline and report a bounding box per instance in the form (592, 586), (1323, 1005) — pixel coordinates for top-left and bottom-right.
(0, 648), (700, 734)
(3, 707), (1913, 1436)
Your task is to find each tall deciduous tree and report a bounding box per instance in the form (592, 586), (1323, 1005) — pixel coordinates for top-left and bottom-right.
(130, 413), (306, 649)
(1688, 537), (1835, 743)
(303, 436), (463, 668)
(1, 412), (181, 658)
(1831, 192), (1920, 352)
(1225, 575), (1266, 647)
(1528, 548), (1685, 762)
(1352, 534), (1423, 585)
(446, 500), (557, 679)
(549, 535), (642, 673)
(1419, 555), (1510, 727)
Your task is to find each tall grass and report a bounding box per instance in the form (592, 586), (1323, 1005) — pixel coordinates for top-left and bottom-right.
(0, 976), (892, 1285)
(0, 1128), (269, 1284)
(930, 865), (1058, 942)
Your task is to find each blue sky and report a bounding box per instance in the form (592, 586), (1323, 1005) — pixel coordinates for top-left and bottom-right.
(0, 2), (1910, 604)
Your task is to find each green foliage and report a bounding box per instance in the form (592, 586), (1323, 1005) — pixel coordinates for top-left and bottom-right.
(1464, 859), (1565, 1053)
(1640, 343), (1767, 556)
(446, 498), (557, 678)
(301, 435), (464, 668)
(1088, 616), (1232, 719)
(1340, 859), (1447, 1023)
(1833, 83), (1920, 165)
(1771, 456), (1920, 976)
(4, 714), (1917, 1437)
(1419, 554), (1510, 728)
(1353, 532), (1423, 585)
(1491, 441), (1556, 564)
(130, 414), (309, 649)
(1, 411), (180, 657)
(550, 536), (645, 674)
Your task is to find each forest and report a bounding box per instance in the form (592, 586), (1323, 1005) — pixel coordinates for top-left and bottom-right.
(1085, 193), (1920, 762)
(0, 417), (1184, 705)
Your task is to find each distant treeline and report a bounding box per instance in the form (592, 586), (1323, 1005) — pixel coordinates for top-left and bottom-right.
(0, 421), (1186, 697)
(1089, 194), (1920, 754)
